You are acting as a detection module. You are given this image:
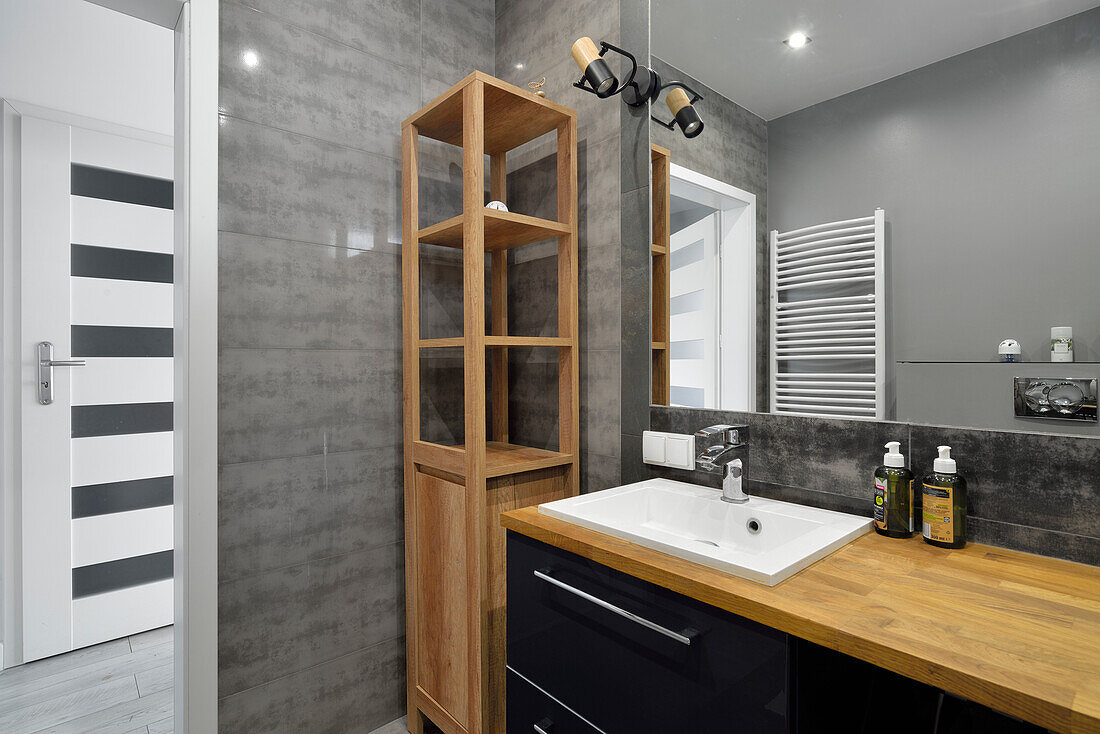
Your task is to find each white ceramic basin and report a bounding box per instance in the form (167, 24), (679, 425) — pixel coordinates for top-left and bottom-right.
(538, 478), (872, 586)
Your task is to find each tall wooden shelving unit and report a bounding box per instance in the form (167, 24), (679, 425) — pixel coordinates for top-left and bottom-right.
(651, 143), (671, 404)
(401, 71), (579, 734)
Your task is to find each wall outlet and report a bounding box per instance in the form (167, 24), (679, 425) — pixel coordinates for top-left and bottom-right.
(642, 430), (695, 470)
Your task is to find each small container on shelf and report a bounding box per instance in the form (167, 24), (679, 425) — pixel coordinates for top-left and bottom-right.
(1051, 327), (1073, 362)
(998, 338), (1021, 363)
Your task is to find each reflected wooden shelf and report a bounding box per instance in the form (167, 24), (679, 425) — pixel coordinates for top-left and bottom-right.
(418, 209), (570, 251)
(651, 242), (668, 255)
(419, 336), (572, 349)
(412, 440), (574, 478)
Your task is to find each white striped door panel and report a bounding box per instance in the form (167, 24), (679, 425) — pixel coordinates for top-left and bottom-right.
(72, 578), (174, 650)
(70, 358), (174, 405)
(72, 506), (174, 567)
(72, 432), (173, 487)
(70, 196), (174, 253)
(70, 127), (173, 178)
(71, 277), (173, 327)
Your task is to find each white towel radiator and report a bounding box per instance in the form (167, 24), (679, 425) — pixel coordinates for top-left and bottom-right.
(769, 209), (885, 419)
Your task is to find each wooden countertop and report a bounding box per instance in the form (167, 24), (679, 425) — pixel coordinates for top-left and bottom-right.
(501, 506), (1100, 733)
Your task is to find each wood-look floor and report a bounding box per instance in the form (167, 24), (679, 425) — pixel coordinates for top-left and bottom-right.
(0, 625), (173, 734)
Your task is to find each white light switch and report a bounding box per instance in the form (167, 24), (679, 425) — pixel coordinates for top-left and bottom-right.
(666, 437), (690, 468)
(642, 431), (695, 470)
(642, 433), (666, 463)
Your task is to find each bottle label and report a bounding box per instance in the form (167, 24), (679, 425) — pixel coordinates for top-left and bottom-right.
(922, 484), (953, 543)
(874, 477), (887, 530)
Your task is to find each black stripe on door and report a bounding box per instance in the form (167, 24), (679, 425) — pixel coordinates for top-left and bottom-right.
(71, 325), (173, 357)
(72, 550), (173, 599)
(72, 244), (173, 283)
(71, 164), (173, 209)
(72, 402), (173, 438)
(72, 476), (174, 519)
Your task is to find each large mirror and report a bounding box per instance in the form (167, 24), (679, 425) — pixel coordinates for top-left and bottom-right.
(648, 0), (1100, 435)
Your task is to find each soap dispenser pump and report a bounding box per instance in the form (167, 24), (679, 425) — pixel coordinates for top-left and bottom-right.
(921, 446), (967, 549)
(873, 441), (914, 538)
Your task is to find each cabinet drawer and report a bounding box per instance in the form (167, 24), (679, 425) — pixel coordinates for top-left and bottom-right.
(508, 667), (603, 734)
(507, 531), (788, 734)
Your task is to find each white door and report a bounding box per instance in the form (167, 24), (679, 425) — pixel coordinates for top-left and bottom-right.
(18, 114), (174, 662)
(669, 213), (720, 408)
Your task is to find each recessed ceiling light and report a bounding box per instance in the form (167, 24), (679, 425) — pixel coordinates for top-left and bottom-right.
(784, 32), (811, 49)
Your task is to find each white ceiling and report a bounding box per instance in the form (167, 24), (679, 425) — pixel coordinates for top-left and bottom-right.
(653, 0), (1100, 120)
(85, 0), (184, 29)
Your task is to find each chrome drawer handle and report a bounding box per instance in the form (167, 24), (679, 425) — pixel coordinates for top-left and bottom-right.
(533, 569), (694, 646)
(533, 718), (553, 734)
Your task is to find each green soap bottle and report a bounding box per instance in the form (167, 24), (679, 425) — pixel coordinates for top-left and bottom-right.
(921, 445), (967, 549)
(873, 441), (914, 538)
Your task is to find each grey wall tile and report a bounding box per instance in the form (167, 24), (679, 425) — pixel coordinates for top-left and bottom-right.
(508, 348), (561, 451)
(650, 405), (1100, 564)
(219, 232), (401, 351)
(220, 2), (420, 160)
(581, 450), (622, 493)
(218, 348), (401, 464)
(218, 636), (406, 733)
(219, 116), (399, 249)
(909, 424), (1100, 540)
(218, 543), (404, 698)
(235, 0), (420, 64)
(219, 446), (402, 582)
(422, 0), (496, 84)
(582, 349), (621, 459)
(580, 244), (621, 351)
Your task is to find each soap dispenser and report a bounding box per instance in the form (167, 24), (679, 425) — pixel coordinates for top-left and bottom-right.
(873, 441), (913, 538)
(921, 446), (967, 549)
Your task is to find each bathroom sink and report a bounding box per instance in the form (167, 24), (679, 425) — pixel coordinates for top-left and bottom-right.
(537, 478), (872, 586)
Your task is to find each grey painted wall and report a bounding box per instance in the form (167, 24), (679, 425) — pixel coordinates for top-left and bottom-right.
(650, 56), (770, 411)
(651, 406), (1100, 566)
(217, 0), (493, 730)
(769, 9), (1100, 375)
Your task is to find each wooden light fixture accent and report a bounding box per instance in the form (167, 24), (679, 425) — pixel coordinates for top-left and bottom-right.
(571, 36), (617, 97)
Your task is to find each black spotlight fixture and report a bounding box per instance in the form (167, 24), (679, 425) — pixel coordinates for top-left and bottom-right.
(570, 37), (705, 139)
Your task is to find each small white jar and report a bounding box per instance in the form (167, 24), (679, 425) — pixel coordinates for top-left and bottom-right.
(1051, 326), (1074, 363)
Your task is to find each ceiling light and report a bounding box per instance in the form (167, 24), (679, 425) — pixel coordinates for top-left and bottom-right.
(784, 32), (811, 49)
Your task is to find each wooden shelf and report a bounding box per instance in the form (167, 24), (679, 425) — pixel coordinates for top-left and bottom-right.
(651, 342), (668, 350)
(651, 144), (671, 405)
(419, 336), (572, 349)
(418, 209), (570, 251)
(406, 72), (576, 155)
(651, 243), (668, 255)
(412, 440), (574, 478)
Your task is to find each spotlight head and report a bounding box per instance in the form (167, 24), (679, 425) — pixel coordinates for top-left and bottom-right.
(571, 37), (617, 97)
(666, 87), (704, 138)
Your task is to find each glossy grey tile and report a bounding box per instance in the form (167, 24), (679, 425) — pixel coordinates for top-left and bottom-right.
(218, 543), (403, 698)
(580, 449), (622, 494)
(218, 636), (405, 732)
(582, 349), (621, 459)
(219, 116), (398, 249)
(218, 347), (401, 464)
(219, 232), (401, 351)
(508, 348), (560, 451)
(421, 0), (495, 85)
(220, 2), (419, 160)
(218, 446), (402, 581)
(580, 243), (621, 351)
(233, 0), (419, 65)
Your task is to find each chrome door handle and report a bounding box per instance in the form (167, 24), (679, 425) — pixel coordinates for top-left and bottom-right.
(533, 569), (696, 646)
(37, 341), (85, 405)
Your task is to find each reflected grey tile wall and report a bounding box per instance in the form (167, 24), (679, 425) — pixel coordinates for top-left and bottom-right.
(649, 57), (770, 411)
(218, 0), (493, 729)
(650, 406), (1100, 565)
(496, 0), (624, 492)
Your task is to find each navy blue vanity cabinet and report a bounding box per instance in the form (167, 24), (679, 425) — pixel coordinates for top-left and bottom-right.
(507, 531), (789, 734)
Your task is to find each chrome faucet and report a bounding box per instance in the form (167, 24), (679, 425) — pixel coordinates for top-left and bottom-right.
(695, 424), (749, 503)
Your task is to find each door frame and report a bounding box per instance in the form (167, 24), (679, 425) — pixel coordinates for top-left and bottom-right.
(669, 163), (758, 412)
(0, 1), (217, 730)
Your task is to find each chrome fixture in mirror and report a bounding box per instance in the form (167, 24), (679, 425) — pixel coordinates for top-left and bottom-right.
(1013, 377), (1097, 422)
